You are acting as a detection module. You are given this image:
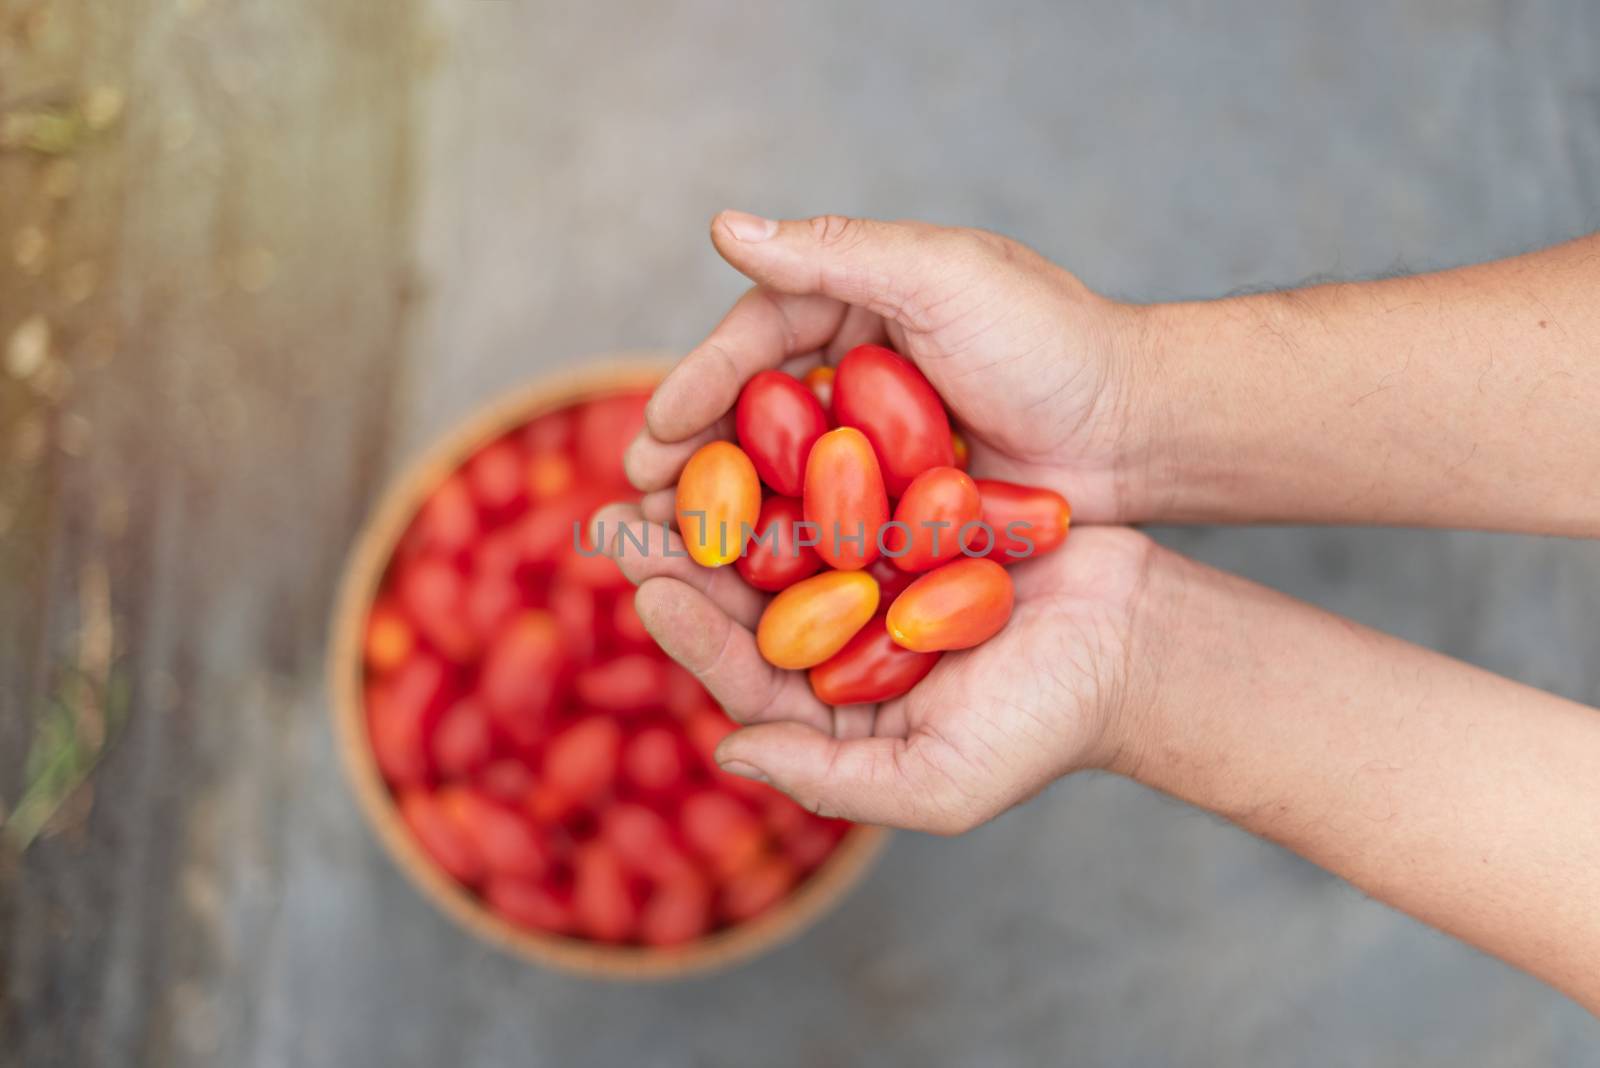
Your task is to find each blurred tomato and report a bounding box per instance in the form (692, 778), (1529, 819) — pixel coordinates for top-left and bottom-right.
(781, 821), (840, 870)
(465, 437), (527, 517)
(397, 556), (479, 662)
(970, 479), (1072, 562)
(885, 466), (982, 573)
(601, 802), (691, 880)
(662, 663), (711, 721)
(572, 843), (636, 942)
(399, 790), (484, 885)
(809, 613), (940, 705)
(363, 597), (415, 675)
(609, 592), (653, 650)
(522, 409), (574, 454)
(833, 344), (953, 496)
(720, 855), (797, 923)
(479, 611), (567, 745)
(684, 708), (735, 764)
(516, 487), (610, 568)
(440, 787), (550, 879)
(543, 716), (622, 806)
(736, 495), (823, 592)
(432, 698), (494, 778)
(575, 654), (665, 714)
(548, 578), (598, 663)
(575, 391), (650, 489)
(681, 791), (765, 878)
(736, 370), (830, 497)
(803, 427), (889, 571)
(755, 569), (880, 670)
(675, 441), (761, 568)
(367, 654), (447, 787)
(415, 473), (482, 557)
(640, 869), (712, 946)
(463, 567), (520, 641)
(624, 726), (685, 792)
(886, 558), (1014, 652)
(476, 758), (537, 803)
(526, 448), (577, 501)
(485, 876), (575, 935)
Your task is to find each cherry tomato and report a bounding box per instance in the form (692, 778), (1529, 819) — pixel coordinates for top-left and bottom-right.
(465, 437), (527, 517)
(479, 611), (567, 743)
(663, 662), (711, 720)
(367, 655), (446, 787)
(399, 790), (484, 885)
(803, 365), (835, 415)
(572, 843), (636, 942)
(432, 698), (494, 778)
(721, 855), (797, 922)
(685, 708), (735, 763)
(602, 802), (692, 880)
(609, 593), (653, 650)
(808, 612), (941, 705)
(640, 869), (712, 946)
(526, 448), (577, 501)
(970, 479), (1072, 562)
(885, 466), (982, 572)
(781, 821), (840, 870)
(522, 408), (574, 453)
(415, 473), (481, 557)
(755, 569), (880, 670)
(542, 716), (622, 806)
(950, 430), (970, 471)
(624, 725), (686, 792)
(832, 344), (953, 496)
(516, 486), (610, 568)
(463, 566), (519, 641)
(548, 578), (598, 663)
(803, 427), (889, 571)
(440, 787), (550, 879)
(735, 370), (829, 496)
(364, 597), (415, 675)
(736, 495), (823, 592)
(397, 556), (478, 662)
(675, 441), (761, 568)
(574, 653), (665, 714)
(485, 876), (575, 935)
(886, 558), (1014, 652)
(680, 791), (766, 878)
(574, 391), (650, 489)
(476, 758), (537, 803)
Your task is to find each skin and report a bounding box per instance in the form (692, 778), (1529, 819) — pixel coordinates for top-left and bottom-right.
(597, 212), (1600, 1013)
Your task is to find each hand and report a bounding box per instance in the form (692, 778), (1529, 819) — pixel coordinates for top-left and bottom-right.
(586, 505), (1154, 834)
(625, 212), (1150, 524)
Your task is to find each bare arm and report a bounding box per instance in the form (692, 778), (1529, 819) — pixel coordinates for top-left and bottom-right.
(1119, 545), (1600, 1012)
(1130, 234), (1600, 535)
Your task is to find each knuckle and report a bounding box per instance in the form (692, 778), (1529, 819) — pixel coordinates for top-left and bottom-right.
(808, 214), (865, 250)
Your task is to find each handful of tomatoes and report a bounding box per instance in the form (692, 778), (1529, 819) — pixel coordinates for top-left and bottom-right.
(362, 389), (851, 948)
(674, 344), (1072, 705)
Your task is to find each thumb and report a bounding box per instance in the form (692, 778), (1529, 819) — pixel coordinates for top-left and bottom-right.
(710, 211), (944, 325)
(715, 720), (977, 835)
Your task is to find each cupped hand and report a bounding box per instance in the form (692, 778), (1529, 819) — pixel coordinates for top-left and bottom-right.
(626, 212), (1151, 525)
(589, 503), (1155, 834)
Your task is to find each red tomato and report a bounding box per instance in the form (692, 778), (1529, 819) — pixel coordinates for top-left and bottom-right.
(478, 610), (567, 745)
(399, 790), (484, 885)
(802, 427), (889, 570)
(440, 787), (550, 879)
(572, 843), (636, 942)
(755, 569), (880, 670)
(397, 556), (479, 661)
(522, 409), (574, 454)
(808, 612), (941, 705)
(867, 557), (915, 603)
(463, 566), (519, 641)
(476, 758), (537, 803)
(542, 716), (622, 805)
(601, 802), (692, 879)
(624, 725), (685, 792)
(367, 654), (446, 787)
(736, 495), (823, 592)
(415, 473), (481, 557)
(885, 466), (982, 572)
(485, 876), (575, 935)
(735, 370), (830, 497)
(574, 391), (650, 489)
(680, 791), (766, 878)
(781, 821), (840, 870)
(574, 654), (665, 714)
(432, 698), (494, 778)
(685, 708), (735, 763)
(886, 558), (1014, 652)
(970, 479), (1072, 562)
(720, 855), (797, 923)
(675, 441), (761, 568)
(803, 365), (835, 416)
(609, 592), (653, 650)
(516, 487), (610, 568)
(465, 437), (527, 517)
(363, 597), (415, 675)
(833, 344), (953, 496)
(640, 869), (712, 946)
(663, 663), (711, 720)
(950, 429), (970, 471)
(548, 578), (598, 663)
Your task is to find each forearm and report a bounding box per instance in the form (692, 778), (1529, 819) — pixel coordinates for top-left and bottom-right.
(1114, 545), (1600, 1011)
(1126, 234), (1600, 534)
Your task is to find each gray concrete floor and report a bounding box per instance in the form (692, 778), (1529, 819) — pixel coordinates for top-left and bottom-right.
(207, 2), (1600, 1064)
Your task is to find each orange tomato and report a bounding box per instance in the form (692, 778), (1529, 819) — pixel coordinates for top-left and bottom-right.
(802, 427), (889, 571)
(886, 557), (1014, 652)
(950, 429), (970, 471)
(675, 440), (761, 567)
(884, 466), (982, 573)
(363, 597), (415, 674)
(755, 569), (880, 670)
(803, 364), (835, 415)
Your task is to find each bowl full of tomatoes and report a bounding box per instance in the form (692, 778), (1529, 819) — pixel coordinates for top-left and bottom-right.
(329, 358), (888, 978)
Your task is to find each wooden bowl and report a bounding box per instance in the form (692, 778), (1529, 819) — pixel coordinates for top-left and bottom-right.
(327, 354), (889, 979)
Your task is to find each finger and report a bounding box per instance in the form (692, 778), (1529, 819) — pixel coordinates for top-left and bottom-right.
(633, 578), (831, 731)
(624, 413), (734, 493)
(646, 287), (847, 443)
(710, 211), (940, 324)
(639, 488), (676, 526)
(714, 721), (975, 833)
(589, 504), (766, 629)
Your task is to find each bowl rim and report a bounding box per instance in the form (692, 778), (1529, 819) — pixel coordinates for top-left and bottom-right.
(326, 353), (890, 979)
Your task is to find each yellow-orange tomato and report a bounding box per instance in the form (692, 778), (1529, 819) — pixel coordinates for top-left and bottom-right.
(676, 441), (761, 567)
(756, 570), (880, 670)
(803, 427), (889, 571)
(950, 430), (970, 471)
(886, 558), (1014, 652)
(803, 365), (835, 414)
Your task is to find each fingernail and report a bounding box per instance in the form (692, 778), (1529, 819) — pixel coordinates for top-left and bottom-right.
(718, 759), (769, 783)
(720, 210), (778, 243)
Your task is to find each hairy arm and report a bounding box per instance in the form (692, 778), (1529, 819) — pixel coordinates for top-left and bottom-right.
(1129, 234), (1600, 534)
